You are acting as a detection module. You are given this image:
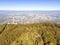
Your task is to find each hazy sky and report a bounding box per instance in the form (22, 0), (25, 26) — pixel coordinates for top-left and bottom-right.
(0, 0), (60, 10)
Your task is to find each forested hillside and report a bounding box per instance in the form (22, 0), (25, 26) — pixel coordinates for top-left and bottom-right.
(0, 22), (60, 45)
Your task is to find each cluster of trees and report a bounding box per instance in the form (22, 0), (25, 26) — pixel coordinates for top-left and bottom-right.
(0, 22), (60, 45)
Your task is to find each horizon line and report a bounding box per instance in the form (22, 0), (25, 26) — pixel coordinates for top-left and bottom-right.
(0, 10), (60, 11)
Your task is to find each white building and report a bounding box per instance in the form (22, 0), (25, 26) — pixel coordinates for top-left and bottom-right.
(8, 17), (17, 24)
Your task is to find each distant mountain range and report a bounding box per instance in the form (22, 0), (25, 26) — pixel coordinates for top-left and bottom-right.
(0, 10), (60, 24)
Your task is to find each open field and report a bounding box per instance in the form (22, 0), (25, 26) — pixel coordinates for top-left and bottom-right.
(0, 22), (60, 45)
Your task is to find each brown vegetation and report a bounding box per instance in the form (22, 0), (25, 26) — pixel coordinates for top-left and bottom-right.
(0, 22), (60, 45)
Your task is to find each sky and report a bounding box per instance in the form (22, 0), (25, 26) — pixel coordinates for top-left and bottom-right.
(0, 0), (60, 10)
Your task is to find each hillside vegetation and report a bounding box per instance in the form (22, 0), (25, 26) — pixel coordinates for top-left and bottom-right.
(0, 22), (60, 45)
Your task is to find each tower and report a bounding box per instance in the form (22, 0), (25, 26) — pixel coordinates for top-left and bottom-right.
(13, 17), (14, 24)
(12, 16), (17, 24)
(8, 16), (17, 24)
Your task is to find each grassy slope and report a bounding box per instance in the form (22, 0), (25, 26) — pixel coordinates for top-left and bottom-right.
(0, 22), (60, 45)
